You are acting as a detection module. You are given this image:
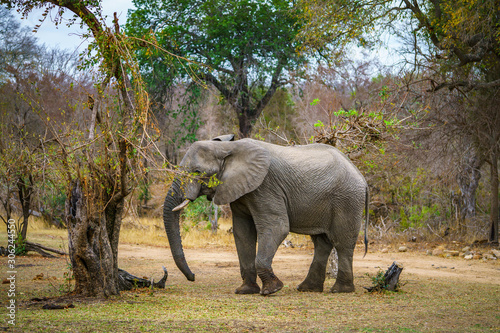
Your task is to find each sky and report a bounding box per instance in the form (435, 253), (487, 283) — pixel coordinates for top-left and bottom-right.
(15, 0), (134, 52)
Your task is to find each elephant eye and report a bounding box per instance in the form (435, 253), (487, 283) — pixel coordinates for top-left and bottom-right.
(194, 169), (201, 175)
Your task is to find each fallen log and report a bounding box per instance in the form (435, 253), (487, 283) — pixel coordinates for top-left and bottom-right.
(365, 261), (403, 292)
(118, 266), (168, 291)
(26, 241), (67, 255)
(42, 303), (75, 310)
(25, 241), (67, 258)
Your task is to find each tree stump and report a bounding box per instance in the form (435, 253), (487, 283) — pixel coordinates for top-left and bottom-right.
(365, 261), (403, 292)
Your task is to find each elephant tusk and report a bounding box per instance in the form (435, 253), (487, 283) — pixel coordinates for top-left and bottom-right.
(172, 199), (191, 212)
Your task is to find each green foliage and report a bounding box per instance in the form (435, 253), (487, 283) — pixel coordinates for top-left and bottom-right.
(378, 85), (389, 101)
(174, 84), (203, 145)
(400, 205), (442, 230)
(48, 262), (73, 295)
(333, 109), (358, 117)
(206, 174), (222, 189)
(14, 233), (26, 255)
(298, 0), (500, 83)
(362, 154), (454, 232)
(128, 0), (304, 73)
(310, 98), (320, 106)
(127, 0), (308, 136)
(181, 196), (211, 224)
(313, 105), (396, 154)
(40, 181), (67, 227)
(138, 181), (152, 203)
(368, 270), (387, 291)
(313, 120), (324, 128)
(365, 269), (401, 293)
(254, 88), (299, 143)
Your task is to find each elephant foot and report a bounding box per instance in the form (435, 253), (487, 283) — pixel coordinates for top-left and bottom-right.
(297, 280), (324, 292)
(235, 282), (260, 294)
(261, 277), (283, 296)
(331, 281), (355, 293)
(258, 271), (283, 296)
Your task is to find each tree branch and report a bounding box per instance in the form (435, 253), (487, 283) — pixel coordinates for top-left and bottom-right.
(254, 58), (285, 116)
(200, 72), (234, 102)
(428, 78), (500, 92)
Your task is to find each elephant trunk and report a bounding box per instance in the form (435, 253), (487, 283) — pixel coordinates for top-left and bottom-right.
(163, 179), (195, 281)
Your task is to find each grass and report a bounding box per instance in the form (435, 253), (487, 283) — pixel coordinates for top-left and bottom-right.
(119, 216), (238, 248)
(1, 217), (499, 332)
(6, 253), (500, 332)
(111, 215), (312, 250)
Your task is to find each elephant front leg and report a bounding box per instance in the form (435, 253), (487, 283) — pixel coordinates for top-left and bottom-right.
(232, 211), (260, 294)
(297, 234), (332, 292)
(254, 217), (289, 296)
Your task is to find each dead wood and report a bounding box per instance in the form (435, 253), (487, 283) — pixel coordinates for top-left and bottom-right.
(42, 303), (75, 310)
(25, 241), (67, 258)
(118, 266), (168, 291)
(365, 261), (403, 292)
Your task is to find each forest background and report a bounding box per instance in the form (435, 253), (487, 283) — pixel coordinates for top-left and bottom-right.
(0, 0), (499, 297)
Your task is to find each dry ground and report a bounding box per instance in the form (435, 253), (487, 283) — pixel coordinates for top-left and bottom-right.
(1, 231), (499, 332)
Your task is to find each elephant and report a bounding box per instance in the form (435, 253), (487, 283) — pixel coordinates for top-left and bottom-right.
(163, 135), (369, 296)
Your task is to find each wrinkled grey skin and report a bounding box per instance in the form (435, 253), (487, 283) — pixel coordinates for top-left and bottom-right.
(163, 136), (368, 295)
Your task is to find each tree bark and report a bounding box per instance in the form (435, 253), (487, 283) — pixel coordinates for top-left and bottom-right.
(326, 248), (338, 278)
(365, 261), (403, 292)
(25, 241), (67, 258)
(457, 148), (483, 221)
(0, 185), (13, 226)
(17, 174), (33, 240)
(66, 179), (119, 297)
(237, 111), (254, 138)
(489, 148), (499, 244)
(208, 202), (219, 234)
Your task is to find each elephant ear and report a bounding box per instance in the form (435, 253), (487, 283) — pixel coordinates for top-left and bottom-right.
(212, 134), (235, 142)
(213, 140), (271, 205)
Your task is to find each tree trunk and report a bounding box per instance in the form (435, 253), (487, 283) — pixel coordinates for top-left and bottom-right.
(209, 203), (219, 234)
(489, 148), (499, 244)
(326, 248), (338, 278)
(365, 261), (403, 292)
(237, 111), (253, 138)
(0, 186), (13, 226)
(457, 148), (483, 221)
(66, 179), (120, 297)
(17, 175), (33, 240)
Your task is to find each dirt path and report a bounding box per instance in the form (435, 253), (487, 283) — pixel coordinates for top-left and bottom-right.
(118, 244), (500, 286)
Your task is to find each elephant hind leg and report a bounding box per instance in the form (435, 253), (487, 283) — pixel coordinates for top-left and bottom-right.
(331, 246), (355, 293)
(297, 234), (332, 292)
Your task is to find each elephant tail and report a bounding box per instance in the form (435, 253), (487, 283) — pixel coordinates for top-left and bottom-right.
(363, 186), (369, 258)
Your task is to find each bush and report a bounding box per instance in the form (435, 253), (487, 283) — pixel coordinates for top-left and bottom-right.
(181, 196), (211, 225)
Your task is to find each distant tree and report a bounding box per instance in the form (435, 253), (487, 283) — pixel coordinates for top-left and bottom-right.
(2, 0), (165, 296)
(298, 0), (499, 243)
(127, 0), (307, 138)
(0, 5), (95, 238)
(0, 5), (41, 244)
(0, 5), (39, 81)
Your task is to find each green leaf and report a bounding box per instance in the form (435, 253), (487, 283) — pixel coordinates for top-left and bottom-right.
(314, 120), (324, 127)
(310, 98), (320, 106)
